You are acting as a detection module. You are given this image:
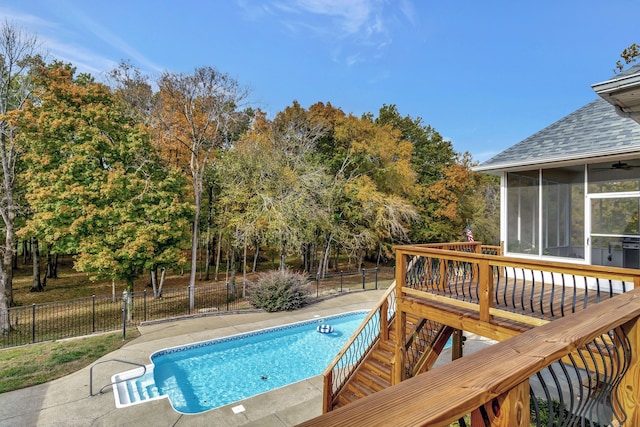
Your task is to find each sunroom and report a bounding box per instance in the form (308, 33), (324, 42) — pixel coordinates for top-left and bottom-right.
(475, 63), (640, 270)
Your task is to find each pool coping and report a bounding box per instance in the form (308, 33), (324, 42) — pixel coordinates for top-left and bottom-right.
(0, 290), (399, 427)
(111, 310), (369, 413)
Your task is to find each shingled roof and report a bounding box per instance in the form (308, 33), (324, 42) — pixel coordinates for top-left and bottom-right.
(476, 64), (640, 173)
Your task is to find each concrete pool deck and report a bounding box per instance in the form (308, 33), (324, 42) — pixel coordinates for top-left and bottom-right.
(0, 289), (494, 426)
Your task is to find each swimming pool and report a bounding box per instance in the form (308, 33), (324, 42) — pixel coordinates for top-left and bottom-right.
(112, 310), (371, 414)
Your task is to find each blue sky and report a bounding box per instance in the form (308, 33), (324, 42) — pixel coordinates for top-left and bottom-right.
(3, 0), (640, 163)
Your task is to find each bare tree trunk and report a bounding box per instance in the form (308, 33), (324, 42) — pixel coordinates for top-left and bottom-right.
(318, 234), (333, 279)
(30, 238), (44, 292)
(150, 267), (158, 298)
(252, 238), (260, 273)
(188, 188), (200, 309)
(280, 242), (287, 271)
(47, 252), (58, 279)
(205, 186), (213, 280)
(22, 239), (28, 267)
(158, 268), (166, 297)
(242, 239), (247, 298)
(229, 246), (237, 296)
(215, 229), (222, 281)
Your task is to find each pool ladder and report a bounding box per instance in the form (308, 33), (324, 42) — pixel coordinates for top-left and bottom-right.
(89, 358), (147, 397)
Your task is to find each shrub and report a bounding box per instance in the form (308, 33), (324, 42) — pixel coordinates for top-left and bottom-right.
(248, 270), (310, 312)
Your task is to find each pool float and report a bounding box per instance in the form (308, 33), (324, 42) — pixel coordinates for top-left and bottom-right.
(316, 324), (334, 334)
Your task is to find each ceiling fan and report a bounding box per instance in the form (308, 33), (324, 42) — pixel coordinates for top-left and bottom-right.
(611, 161), (633, 170)
(591, 161), (640, 171)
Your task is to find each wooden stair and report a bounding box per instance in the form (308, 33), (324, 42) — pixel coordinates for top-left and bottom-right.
(333, 314), (451, 409)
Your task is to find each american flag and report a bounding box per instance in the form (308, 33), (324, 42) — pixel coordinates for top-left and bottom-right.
(465, 223), (474, 242)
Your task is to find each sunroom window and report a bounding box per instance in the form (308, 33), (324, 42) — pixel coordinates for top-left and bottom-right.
(506, 166), (584, 258)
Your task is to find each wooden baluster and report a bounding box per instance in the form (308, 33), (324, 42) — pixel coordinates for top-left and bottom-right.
(614, 316), (640, 425)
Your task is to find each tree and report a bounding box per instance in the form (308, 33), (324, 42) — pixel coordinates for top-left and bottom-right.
(218, 109), (331, 275)
(0, 22), (41, 332)
(373, 104), (461, 243)
(154, 67), (249, 306)
(17, 62), (192, 295)
(615, 43), (640, 73)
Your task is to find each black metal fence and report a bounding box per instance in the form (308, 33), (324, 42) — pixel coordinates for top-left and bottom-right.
(1, 267), (394, 349)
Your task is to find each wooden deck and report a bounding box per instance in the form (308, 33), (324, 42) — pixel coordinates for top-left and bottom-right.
(398, 249), (638, 343)
(308, 243), (640, 426)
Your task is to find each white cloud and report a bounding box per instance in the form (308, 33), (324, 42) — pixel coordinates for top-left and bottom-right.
(0, 5), (163, 78)
(239, 0), (414, 66)
(55, 5), (164, 75)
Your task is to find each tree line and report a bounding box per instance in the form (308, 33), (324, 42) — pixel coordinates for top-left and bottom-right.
(0, 23), (499, 333)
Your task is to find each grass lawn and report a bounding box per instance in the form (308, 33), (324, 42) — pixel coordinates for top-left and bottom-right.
(0, 330), (140, 394)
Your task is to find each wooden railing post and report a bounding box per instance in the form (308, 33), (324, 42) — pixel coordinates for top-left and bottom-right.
(323, 371), (333, 413)
(452, 329), (463, 361)
(394, 251), (407, 385)
(380, 298), (389, 341)
(478, 260), (493, 322)
(615, 316), (640, 425)
(470, 380), (530, 426)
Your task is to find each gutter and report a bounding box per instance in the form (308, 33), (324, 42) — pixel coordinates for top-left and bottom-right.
(473, 147), (640, 173)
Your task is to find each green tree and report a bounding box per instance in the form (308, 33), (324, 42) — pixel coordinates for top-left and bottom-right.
(17, 62), (192, 294)
(0, 22), (41, 332)
(218, 109), (331, 274)
(154, 67), (249, 305)
(307, 104), (417, 266)
(373, 105), (466, 243)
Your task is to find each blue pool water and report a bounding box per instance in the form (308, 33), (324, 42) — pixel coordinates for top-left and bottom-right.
(113, 310), (371, 414)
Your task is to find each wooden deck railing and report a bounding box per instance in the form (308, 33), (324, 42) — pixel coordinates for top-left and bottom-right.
(305, 243), (640, 426)
(321, 282), (396, 413)
(395, 244), (640, 343)
(298, 286), (640, 426)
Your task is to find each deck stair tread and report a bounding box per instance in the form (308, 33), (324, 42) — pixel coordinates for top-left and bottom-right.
(333, 313), (448, 410)
(362, 358), (391, 378)
(346, 379), (378, 398)
(353, 369), (390, 390)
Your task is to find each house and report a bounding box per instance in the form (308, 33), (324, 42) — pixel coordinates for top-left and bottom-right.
(300, 65), (640, 427)
(475, 63), (640, 270)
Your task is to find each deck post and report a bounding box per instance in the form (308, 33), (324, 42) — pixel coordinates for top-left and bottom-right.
(478, 260), (493, 322)
(451, 329), (463, 361)
(394, 252), (407, 385)
(614, 316), (640, 425)
(470, 379), (530, 427)
(380, 298), (389, 341)
(322, 371), (333, 413)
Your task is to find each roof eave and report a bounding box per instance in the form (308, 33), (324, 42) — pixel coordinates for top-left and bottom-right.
(592, 73), (640, 124)
(473, 147), (640, 173)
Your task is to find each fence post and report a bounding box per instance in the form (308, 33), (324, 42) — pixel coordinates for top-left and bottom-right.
(226, 282), (229, 311)
(92, 295), (95, 333)
(122, 290), (127, 341)
(143, 290), (147, 322)
(340, 271), (343, 292)
(362, 269), (366, 290)
(31, 304), (36, 344)
(375, 267), (379, 290)
(316, 274), (319, 298)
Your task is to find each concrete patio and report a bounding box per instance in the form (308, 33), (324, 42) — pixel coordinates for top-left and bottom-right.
(0, 289), (493, 426)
